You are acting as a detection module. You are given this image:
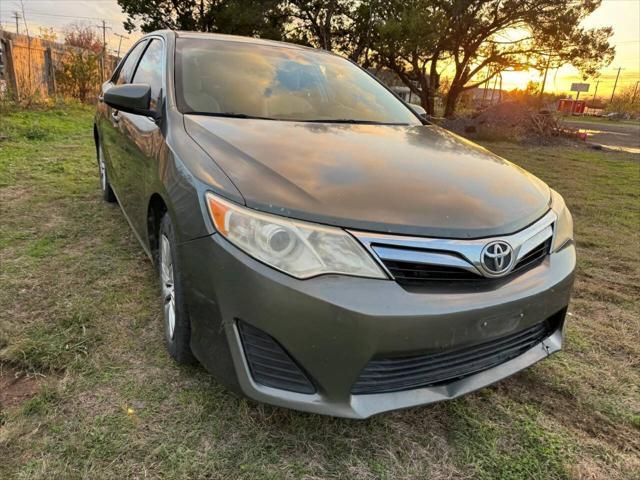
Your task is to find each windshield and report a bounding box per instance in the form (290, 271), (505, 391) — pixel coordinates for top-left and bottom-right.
(175, 38), (420, 124)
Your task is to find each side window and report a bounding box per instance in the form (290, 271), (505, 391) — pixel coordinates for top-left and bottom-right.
(131, 39), (164, 110)
(114, 41), (148, 85)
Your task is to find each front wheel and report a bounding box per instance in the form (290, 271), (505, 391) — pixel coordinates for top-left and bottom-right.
(158, 213), (195, 364)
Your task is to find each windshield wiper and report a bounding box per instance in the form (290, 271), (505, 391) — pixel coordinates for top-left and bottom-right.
(184, 111), (277, 121)
(299, 119), (409, 125)
(184, 112), (409, 125)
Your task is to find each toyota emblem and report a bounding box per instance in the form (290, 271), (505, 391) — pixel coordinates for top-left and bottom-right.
(481, 241), (514, 276)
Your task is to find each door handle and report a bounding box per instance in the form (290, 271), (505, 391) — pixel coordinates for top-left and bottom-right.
(111, 111), (120, 123)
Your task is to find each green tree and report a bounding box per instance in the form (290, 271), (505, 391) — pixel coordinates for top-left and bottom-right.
(117, 0), (288, 39)
(370, 0), (614, 117)
(284, 0), (374, 64)
(115, 0), (615, 117)
(370, 0), (446, 114)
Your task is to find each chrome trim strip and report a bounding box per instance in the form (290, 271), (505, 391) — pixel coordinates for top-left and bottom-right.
(350, 210), (556, 279)
(371, 246), (483, 275)
(518, 225), (553, 259)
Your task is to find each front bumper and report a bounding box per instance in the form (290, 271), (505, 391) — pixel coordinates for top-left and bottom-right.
(180, 234), (575, 419)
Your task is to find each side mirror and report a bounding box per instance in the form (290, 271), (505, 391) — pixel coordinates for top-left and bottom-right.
(104, 83), (158, 119)
(409, 103), (427, 117)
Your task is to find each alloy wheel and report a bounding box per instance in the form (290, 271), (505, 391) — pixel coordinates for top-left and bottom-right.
(160, 234), (176, 340)
(98, 145), (107, 192)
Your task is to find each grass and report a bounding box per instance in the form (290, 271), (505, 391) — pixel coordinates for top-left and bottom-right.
(0, 105), (638, 480)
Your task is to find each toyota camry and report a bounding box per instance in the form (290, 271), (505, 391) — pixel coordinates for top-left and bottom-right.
(94, 31), (575, 418)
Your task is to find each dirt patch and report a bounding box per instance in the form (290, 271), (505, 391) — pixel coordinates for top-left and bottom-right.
(501, 372), (639, 454)
(0, 366), (44, 410)
(0, 186), (33, 204)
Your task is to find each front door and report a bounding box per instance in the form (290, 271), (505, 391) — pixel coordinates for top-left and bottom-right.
(98, 40), (148, 197)
(111, 38), (165, 239)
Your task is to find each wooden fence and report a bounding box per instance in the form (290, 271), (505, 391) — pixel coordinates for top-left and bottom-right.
(0, 30), (118, 102)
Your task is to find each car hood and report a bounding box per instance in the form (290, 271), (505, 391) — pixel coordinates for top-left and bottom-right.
(184, 115), (550, 238)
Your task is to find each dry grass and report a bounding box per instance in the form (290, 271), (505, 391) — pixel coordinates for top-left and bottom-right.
(0, 105), (638, 479)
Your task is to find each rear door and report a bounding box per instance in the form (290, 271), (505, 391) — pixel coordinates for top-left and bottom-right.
(98, 40), (148, 195)
(113, 38), (166, 238)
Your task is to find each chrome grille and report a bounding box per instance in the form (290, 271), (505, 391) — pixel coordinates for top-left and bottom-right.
(512, 238), (552, 274)
(350, 210), (556, 286)
(383, 260), (483, 284)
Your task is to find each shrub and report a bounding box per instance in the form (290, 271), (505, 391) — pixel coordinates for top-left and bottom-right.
(55, 50), (101, 103)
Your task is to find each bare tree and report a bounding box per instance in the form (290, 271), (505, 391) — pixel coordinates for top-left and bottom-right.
(63, 23), (103, 54)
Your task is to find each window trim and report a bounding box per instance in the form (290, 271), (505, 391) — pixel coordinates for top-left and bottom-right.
(130, 36), (167, 112)
(131, 37), (165, 85)
(110, 39), (149, 85)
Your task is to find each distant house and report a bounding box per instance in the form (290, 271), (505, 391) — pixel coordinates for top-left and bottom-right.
(369, 68), (425, 105)
(388, 85), (422, 104)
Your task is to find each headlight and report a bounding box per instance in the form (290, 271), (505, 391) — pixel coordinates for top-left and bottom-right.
(550, 189), (573, 252)
(205, 192), (387, 280)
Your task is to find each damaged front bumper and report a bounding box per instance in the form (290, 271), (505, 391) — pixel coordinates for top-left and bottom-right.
(181, 234), (575, 418)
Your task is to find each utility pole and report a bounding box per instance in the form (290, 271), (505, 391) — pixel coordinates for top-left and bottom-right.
(114, 33), (129, 60)
(609, 67), (623, 104)
(539, 52), (552, 105)
(632, 81), (639, 104)
(12, 11), (20, 34)
(592, 80), (600, 104)
(95, 20), (111, 82)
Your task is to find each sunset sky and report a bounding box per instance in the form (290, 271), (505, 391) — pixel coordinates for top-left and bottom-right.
(1, 0), (638, 98)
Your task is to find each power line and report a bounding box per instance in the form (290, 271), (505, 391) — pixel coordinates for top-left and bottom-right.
(11, 8), (122, 23)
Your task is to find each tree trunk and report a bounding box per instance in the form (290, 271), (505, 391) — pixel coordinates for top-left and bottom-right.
(425, 74), (439, 116)
(420, 89), (431, 114)
(444, 86), (462, 118)
(418, 71), (431, 113)
(427, 56), (440, 116)
(425, 94), (435, 116)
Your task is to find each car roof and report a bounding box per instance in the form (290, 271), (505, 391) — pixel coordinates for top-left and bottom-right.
(172, 30), (323, 54)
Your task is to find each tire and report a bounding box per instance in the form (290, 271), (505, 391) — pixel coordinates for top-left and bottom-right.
(158, 213), (195, 364)
(97, 141), (116, 203)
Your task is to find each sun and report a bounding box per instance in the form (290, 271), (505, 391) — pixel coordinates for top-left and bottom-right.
(499, 69), (542, 91)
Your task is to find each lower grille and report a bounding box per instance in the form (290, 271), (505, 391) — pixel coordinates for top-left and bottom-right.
(351, 312), (562, 395)
(237, 320), (315, 394)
